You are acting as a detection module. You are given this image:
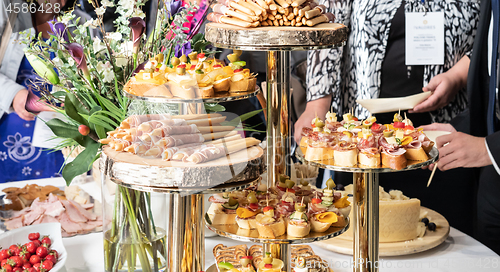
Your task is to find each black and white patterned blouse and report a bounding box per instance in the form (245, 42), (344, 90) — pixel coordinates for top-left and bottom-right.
(306, 0), (480, 122)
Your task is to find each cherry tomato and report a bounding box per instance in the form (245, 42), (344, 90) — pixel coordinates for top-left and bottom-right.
(24, 268), (36, 272)
(32, 263), (41, 272)
(12, 267), (22, 272)
(371, 123), (381, 131)
(8, 246), (18, 255)
(0, 249), (10, 261)
(41, 260), (53, 270)
(44, 255), (57, 265)
(29, 256), (40, 266)
(35, 247), (47, 259)
(40, 237), (51, 248)
(9, 256), (23, 267)
(25, 243), (36, 255)
(311, 198), (322, 204)
(1, 259), (9, 267)
(48, 250), (58, 259)
(2, 263), (12, 272)
(27, 233), (40, 241)
(31, 241), (41, 249)
(22, 262), (32, 269)
(352, 117), (359, 121)
(18, 252), (30, 265)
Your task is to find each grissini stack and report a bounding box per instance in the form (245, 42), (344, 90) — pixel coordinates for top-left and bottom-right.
(208, 0), (335, 27)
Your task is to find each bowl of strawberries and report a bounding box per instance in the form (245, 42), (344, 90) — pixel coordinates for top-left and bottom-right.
(0, 223), (67, 271)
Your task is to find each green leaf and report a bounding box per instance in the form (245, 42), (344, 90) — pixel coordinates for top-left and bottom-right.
(191, 33), (204, 45)
(46, 118), (85, 146)
(95, 124), (107, 139)
(64, 95), (88, 126)
(67, 92), (90, 114)
(62, 138), (100, 185)
(204, 103), (225, 113)
(222, 109), (264, 127)
(193, 39), (211, 53)
(88, 113), (117, 131)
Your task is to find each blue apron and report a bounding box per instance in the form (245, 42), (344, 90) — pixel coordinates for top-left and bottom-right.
(0, 56), (64, 182)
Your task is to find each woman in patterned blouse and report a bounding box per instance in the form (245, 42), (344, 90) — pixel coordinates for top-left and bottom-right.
(295, 0), (481, 236)
(295, 0), (480, 140)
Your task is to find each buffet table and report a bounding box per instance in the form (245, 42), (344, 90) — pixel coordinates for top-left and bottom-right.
(2, 177), (499, 272)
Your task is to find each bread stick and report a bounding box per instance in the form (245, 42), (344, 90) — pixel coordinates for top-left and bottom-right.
(273, 19), (279, 26)
(306, 12), (334, 26)
(293, 7), (298, 15)
(305, 5), (325, 19)
(278, 7), (286, 14)
(237, 0), (261, 14)
(244, 0), (266, 15)
(284, 21), (291, 25)
(291, 18), (296, 26)
(268, 14), (275, 20)
(283, 16), (288, 22)
(279, 19), (284, 25)
(261, 20), (269, 26)
(275, 0), (289, 8)
(212, 4), (254, 22)
(271, 9), (278, 15)
(251, 21), (260, 27)
(99, 138), (112, 144)
(185, 116), (227, 126)
(269, 2), (278, 11)
(202, 130), (238, 141)
(302, 17), (306, 25)
(298, 6), (310, 17)
(287, 13), (294, 20)
(267, 19), (273, 25)
(210, 134), (242, 145)
(197, 125), (235, 133)
(296, 22), (303, 26)
(253, 0), (269, 9)
(291, 0), (306, 7)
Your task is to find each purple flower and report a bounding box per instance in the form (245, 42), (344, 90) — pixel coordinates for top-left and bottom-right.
(166, 0), (183, 18)
(48, 21), (69, 42)
(128, 17), (146, 52)
(64, 43), (89, 77)
(174, 42), (192, 58)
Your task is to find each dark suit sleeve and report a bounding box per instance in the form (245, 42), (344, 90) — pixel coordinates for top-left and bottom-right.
(486, 131), (500, 174)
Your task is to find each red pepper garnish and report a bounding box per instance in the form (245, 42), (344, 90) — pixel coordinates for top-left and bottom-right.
(393, 122), (405, 129)
(405, 125), (414, 131)
(198, 53), (205, 59)
(263, 206), (273, 212)
(276, 186), (286, 191)
(286, 188), (296, 194)
(265, 264), (273, 268)
(190, 65), (196, 70)
(311, 198), (322, 204)
(353, 117), (359, 121)
(241, 256), (253, 259)
(234, 68), (243, 73)
(213, 64), (222, 68)
(371, 123), (381, 131)
(249, 203), (259, 210)
(177, 64), (186, 68)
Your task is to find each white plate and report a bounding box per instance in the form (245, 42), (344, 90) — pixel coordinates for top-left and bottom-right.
(356, 92), (432, 114)
(0, 223), (67, 271)
(423, 130), (451, 143)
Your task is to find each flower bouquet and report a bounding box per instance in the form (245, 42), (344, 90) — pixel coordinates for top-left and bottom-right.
(24, 0), (213, 271)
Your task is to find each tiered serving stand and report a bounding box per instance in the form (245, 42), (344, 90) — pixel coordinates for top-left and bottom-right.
(203, 23), (349, 272)
(204, 22), (438, 272)
(101, 90), (266, 272)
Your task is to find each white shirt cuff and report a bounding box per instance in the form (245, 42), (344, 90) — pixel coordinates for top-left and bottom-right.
(485, 139), (500, 175)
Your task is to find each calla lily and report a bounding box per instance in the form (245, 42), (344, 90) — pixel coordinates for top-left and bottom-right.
(128, 17), (146, 54)
(25, 53), (60, 85)
(48, 21), (69, 42)
(166, 0), (182, 19)
(64, 43), (90, 78)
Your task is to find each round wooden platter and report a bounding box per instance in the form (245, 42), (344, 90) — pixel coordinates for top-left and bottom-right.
(205, 23), (348, 50)
(314, 207), (450, 257)
(100, 145), (265, 189)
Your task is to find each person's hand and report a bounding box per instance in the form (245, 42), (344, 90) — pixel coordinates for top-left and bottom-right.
(293, 96), (332, 144)
(12, 89), (35, 121)
(418, 123), (457, 133)
(436, 132), (492, 171)
(410, 72), (461, 113)
(294, 108), (316, 144)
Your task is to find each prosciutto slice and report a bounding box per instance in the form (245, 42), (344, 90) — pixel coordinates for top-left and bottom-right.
(358, 136), (377, 151)
(406, 140), (422, 149)
(186, 146), (226, 163)
(164, 134), (205, 147)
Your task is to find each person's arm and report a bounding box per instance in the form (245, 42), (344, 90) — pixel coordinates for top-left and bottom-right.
(411, 56), (470, 113)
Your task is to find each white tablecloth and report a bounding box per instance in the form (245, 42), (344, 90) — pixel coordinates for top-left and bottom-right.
(2, 178), (499, 272)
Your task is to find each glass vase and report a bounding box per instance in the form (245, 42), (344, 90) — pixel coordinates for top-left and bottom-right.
(101, 174), (168, 272)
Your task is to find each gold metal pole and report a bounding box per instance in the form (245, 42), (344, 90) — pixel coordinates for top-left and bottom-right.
(353, 172), (379, 272)
(263, 244), (291, 271)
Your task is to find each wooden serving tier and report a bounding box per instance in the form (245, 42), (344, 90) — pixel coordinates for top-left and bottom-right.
(100, 145), (265, 189)
(315, 207), (450, 257)
(205, 23), (348, 50)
